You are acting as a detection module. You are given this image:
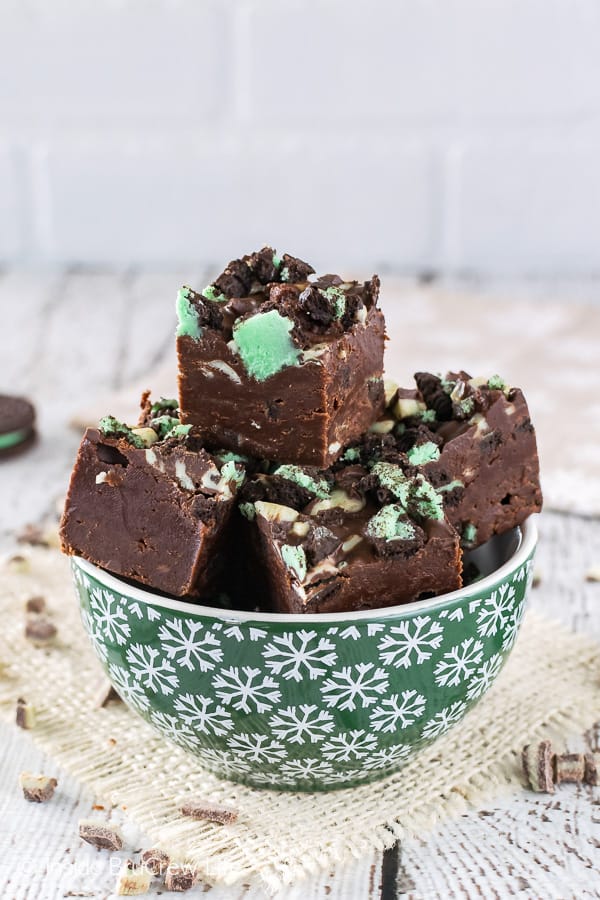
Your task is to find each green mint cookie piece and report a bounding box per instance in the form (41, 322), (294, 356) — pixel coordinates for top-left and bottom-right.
(342, 447), (360, 463)
(272, 464), (331, 499)
(487, 374), (506, 391)
(370, 462), (411, 507)
(281, 544), (307, 582)
(150, 397), (178, 415)
(219, 460), (245, 490)
(0, 429), (28, 450)
(419, 409), (437, 424)
(239, 502), (256, 521)
(320, 285), (346, 319)
(217, 450), (250, 465)
(176, 287), (202, 340)
(98, 416), (145, 449)
(463, 523), (478, 544)
(202, 284), (228, 302)
(272, 252), (282, 269)
(457, 397), (475, 417)
(407, 441), (441, 466)
(166, 423), (192, 439)
(411, 474), (445, 521)
(365, 505), (416, 542)
(232, 310), (300, 381)
(150, 415), (181, 439)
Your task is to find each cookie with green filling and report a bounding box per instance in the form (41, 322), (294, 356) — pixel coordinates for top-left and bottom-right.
(175, 247), (385, 466)
(0, 395), (36, 460)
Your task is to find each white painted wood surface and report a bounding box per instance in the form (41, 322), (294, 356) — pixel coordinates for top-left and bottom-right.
(1, 273), (600, 899)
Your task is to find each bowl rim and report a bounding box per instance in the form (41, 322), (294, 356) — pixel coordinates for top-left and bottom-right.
(72, 515), (538, 624)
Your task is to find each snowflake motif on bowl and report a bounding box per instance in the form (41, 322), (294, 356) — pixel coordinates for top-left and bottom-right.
(226, 733), (287, 765)
(377, 615), (444, 669)
(197, 747), (252, 777)
(466, 653), (504, 701)
(89, 587), (131, 646)
(322, 729), (378, 762)
(108, 661), (151, 713)
(80, 608), (109, 664)
(502, 599), (526, 652)
(268, 704), (335, 744)
(158, 617), (223, 672)
(126, 643), (179, 695)
(321, 662), (388, 711)
(476, 584), (516, 638)
(173, 693), (234, 736)
(149, 710), (201, 751)
(362, 743), (412, 770)
(434, 638), (484, 688)
(278, 757), (338, 781)
(421, 700), (468, 739)
(369, 690), (427, 733)
(212, 666), (281, 713)
(262, 629), (337, 682)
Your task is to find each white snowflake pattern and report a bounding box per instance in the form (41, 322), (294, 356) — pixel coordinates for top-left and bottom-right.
(377, 616), (444, 669)
(322, 729), (378, 762)
(157, 617), (223, 672)
(321, 662), (388, 711)
(198, 747), (252, 776)
(222, 624), (267, 642)
(107, 662), (150, 712)
(476, 584), (516, 637)
(502, 598), (526, 652)
(421, 701), (468, 739)
(278, 758), (337, 781)
(89, 587), (131, 646)
(363, 744), (412, 770)
(126, 643), (179, 695)
(213, 666), (280, 713)
(149, 710), (201, 750)
(369, 690), (427, 733)
(262, 629), (337, 681)
(127, 600), (161, 622)
(268, 704), (335, 744)
(466, 653), (504, 700)
(80, 608), (109, 663)
(226, 733), (286, 764)
(173, 693), (234, 736)
(434, 637), (484, 687)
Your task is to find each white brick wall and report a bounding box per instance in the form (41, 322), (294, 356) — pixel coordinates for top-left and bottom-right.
(1, 0), (600, 274)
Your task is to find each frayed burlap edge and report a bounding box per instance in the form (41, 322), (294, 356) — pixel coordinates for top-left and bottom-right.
(1, 549), (599, 893)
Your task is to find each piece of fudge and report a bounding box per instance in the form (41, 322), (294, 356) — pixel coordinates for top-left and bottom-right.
(240, 461), (462, 614)
(362, 371), (542, 548)
(60, 396), (245, 597)
(176, 247), (386, 467)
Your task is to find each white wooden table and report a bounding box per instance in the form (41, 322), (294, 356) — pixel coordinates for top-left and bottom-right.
(1, 272), (600, 899)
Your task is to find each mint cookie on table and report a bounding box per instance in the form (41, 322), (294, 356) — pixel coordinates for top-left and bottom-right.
(175, 246), (386, 467)
(0, 394), (36, 459)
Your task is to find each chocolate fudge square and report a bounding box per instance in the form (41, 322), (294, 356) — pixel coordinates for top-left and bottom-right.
(380, 371), (543, 548)
(240, 461), (462, 614)
(176, 247), (386, 467)
(60, 399), (245, 597)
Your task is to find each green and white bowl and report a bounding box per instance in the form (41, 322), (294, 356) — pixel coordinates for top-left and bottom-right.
(72, 518), (537, 792)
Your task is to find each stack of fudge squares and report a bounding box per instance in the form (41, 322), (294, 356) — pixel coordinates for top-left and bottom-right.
(60, 247), (542, 614)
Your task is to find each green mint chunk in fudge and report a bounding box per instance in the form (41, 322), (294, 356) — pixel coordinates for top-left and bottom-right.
(407, 441), (441, 466)
(150, 415), (182, 439)
(281, 544), (307, 582)
(365, 505), (417, 542)
(463, 522), (478, 545)
(150, 397), (178, 415)
(201, 284), (228, 302)
(176, 287), (203, 340)
(232, 310), (301, 381)
(272, 464), (331, 499)
(370, 462), (411, 507)
(411, 474), (445, 521)
(98, 416), (146, 449)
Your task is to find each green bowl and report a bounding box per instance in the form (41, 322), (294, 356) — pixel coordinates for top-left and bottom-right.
(72, 517), (537, 791)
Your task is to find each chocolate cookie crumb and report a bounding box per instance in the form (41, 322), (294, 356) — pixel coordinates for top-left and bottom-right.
(78, 819), (124, 851)
(25, 615), (57, 646)
(522, 740), (554, 793)
(140, 848), (170, 875)
(20, 772), (57, 803)
(555, 752), (586, 784)
(180, 798), (238, 825)
(164, 864), (199, 892)
(584, 752), (600, 785)
(16, 697), (36, 730)
(25, 595), (46, 614)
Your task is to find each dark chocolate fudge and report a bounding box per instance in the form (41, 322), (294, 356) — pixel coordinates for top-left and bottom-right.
(362, 371), (543, 548)
(60, 397), (245, 597)
(240, 461), (462, 614)
(176, 247), (385, 467)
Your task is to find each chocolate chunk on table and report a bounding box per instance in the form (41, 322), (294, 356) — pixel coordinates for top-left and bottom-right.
(241, 460), (461, 614)
(60, 397), (245, 598)
(365, 371), (542, 549)
(176, 247), (385, 467)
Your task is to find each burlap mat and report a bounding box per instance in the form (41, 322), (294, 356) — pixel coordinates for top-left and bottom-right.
(1, 548), (600, 893)
(71, 284), (600, 517)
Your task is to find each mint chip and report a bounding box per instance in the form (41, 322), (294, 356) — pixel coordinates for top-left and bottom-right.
(176, 287), (202, 340)
(233, 310), (300, 381)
